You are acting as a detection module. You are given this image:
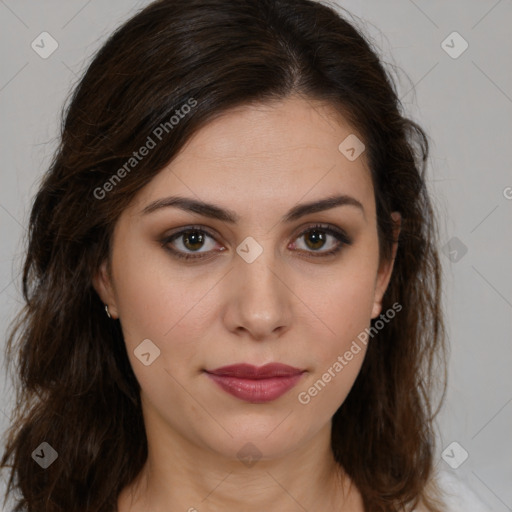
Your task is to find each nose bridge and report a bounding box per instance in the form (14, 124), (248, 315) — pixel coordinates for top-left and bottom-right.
(226, 235), (291, 338)
(236, 237), (282, 303)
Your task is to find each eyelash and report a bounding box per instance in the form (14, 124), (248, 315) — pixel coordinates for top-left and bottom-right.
(160, 223), (352, 261)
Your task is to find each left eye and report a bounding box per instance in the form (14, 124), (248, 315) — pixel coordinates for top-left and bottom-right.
(292, 225), (348, 255)
(161, 224), (351, 261)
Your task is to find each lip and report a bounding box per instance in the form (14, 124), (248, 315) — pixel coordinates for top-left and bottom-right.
(207, 363), (304, 379)
(204, 363), (306, 403)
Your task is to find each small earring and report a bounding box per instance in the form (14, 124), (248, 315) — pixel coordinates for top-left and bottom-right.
(105, 304), (112, 319)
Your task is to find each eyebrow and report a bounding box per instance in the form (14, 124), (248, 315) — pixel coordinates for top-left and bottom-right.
(140, 193), (365, 223)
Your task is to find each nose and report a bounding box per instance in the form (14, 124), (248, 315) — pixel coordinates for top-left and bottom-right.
(222, 246), (293, 341)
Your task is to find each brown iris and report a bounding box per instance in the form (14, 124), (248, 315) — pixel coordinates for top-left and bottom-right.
(303, 229), (326, 250)
(182, 230), (206, 251)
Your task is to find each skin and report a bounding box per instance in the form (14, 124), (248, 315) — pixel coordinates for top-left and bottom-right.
(93, 95), (400, 512)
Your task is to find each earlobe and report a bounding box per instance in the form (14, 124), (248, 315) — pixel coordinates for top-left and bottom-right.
(92, 259), (118, 318)
(371, 212), (401, 319)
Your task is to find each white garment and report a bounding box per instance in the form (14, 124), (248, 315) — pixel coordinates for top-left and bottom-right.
(414, 468), (491, 511)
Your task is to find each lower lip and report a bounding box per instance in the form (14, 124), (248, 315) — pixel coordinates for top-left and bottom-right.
(205, 372), (305, 403)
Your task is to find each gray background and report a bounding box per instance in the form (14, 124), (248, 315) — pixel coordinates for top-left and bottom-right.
(1, 1), (511, 510)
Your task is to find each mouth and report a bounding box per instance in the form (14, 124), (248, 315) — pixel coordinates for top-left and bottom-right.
(204, 363), (306, 403)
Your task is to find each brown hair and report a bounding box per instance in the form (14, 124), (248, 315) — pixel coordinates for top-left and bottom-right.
(1, 0), (446, 510)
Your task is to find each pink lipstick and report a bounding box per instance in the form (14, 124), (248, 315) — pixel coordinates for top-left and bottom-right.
(204, 363), (305, 403)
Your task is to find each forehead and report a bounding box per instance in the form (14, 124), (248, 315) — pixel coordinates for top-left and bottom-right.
(128, 95), (375, 218)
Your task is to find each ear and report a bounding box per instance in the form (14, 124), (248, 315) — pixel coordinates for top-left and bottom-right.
(92, 258), (119, 319)
(371, 211), (401, 319)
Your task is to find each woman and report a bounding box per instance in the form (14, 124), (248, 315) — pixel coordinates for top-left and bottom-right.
(1, 0), (475, 510)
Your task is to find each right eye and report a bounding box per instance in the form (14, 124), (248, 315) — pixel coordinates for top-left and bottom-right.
(160, 226), (224, 261)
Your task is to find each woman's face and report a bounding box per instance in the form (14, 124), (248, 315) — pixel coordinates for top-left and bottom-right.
(94, 95), (398, 463)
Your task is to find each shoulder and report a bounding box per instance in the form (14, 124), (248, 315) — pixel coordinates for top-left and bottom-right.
(414, 468), (490, 512)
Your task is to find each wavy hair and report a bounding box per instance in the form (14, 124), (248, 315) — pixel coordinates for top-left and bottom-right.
(1, 0), (447, 510)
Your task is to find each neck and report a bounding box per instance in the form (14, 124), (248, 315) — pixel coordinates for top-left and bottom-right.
(118, 416), (362, 511)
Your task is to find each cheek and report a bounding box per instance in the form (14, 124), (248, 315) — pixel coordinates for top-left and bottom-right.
(331, 273), (376, 339)
(111, 238), (217, 379)
(294, 258), (377, 411)
(111, 234), (198, 332)
(306, 257), (378, 354)
(295, 281), (373, 415)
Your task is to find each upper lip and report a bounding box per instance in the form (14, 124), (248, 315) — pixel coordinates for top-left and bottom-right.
(205, 363), (305, 379)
